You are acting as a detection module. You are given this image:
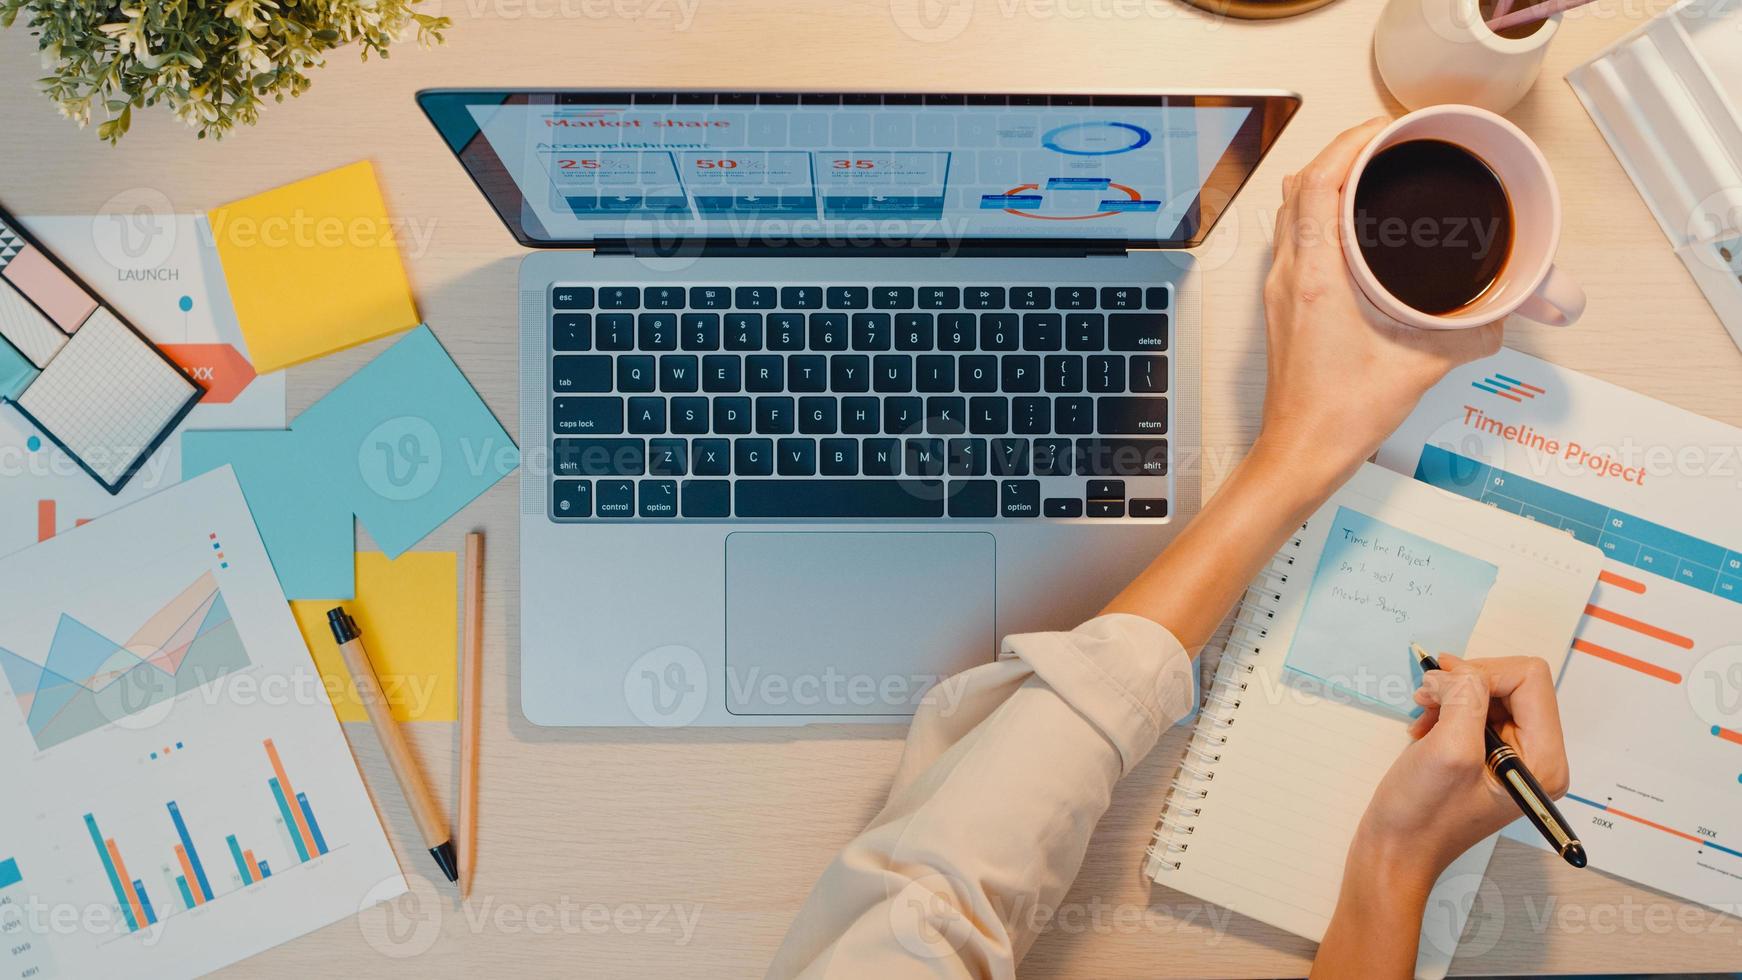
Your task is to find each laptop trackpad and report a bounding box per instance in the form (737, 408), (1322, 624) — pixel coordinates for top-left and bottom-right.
(725, 531), (996, 716)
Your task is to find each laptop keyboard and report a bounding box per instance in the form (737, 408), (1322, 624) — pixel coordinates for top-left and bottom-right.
(547, 282), (1172, 520)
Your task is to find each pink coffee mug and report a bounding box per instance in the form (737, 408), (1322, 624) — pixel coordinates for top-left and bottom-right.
(1340, 105), (1585, 329)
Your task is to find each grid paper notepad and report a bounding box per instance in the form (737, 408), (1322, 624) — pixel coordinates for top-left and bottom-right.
(1145, 463), (1602, 979)
(17, 308), (198, 485)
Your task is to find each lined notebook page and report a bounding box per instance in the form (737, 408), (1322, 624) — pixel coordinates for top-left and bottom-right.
(1149, 464), (1601, 979)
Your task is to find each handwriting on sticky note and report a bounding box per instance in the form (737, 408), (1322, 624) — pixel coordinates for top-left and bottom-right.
(1326, 528), (1442, 623)
(1285, 507), (1498, 716)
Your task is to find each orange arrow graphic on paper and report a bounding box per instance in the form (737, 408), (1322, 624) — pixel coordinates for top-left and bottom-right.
(160, 343), (258, 404)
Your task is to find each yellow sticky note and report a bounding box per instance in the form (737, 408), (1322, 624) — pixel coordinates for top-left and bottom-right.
(209, 160), (420, 373)
(292, 552), (457, 722)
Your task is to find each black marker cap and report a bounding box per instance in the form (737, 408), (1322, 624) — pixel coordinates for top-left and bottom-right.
(430, 841), (459, 883)
(327, 607), (360, 645)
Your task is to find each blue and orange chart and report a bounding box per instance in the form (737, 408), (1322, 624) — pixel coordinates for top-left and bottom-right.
(979, 122), (1165, 220)
(0, 469), (406, 978)
(84, 739), (335, 934)
(1415, 442), (1742, 876)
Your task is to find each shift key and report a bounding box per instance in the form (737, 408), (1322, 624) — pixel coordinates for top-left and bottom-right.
(555, 438), (646, 476)
(1107, 313), (1169, 351)
(1096, 397), (1168, 434)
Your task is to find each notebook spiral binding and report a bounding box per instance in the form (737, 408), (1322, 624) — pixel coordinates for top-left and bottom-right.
(1147, 528), (1305, 873)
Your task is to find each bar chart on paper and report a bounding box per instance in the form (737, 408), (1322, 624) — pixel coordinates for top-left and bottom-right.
(82, 739), (339, 937)
(1415, 444), (1742, 910)
(0, 470), (404, 979)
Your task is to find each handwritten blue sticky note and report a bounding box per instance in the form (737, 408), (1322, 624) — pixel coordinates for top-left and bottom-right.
(1284, 507), (1498, 716)
(183, 326), (517, 598)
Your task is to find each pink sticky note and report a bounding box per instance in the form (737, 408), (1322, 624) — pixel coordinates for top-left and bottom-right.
(2, 246), (97, 332)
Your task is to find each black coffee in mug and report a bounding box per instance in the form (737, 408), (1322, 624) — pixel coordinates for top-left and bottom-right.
(1351, 139), (1513, 316)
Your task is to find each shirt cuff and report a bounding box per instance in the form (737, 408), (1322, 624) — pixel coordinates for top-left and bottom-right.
(999, 613), (1196, 775)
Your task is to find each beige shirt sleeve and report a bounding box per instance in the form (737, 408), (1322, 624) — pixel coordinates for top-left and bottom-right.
(766, 613), (1197, 980)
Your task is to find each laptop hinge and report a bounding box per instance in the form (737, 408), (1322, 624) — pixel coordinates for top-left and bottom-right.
(595, 238), (1130, 259)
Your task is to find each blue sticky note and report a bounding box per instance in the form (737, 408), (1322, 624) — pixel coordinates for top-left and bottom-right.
(183, 429), (353, 597)
(183, 326), (517, 598)
(1284, 507), (1498, 716)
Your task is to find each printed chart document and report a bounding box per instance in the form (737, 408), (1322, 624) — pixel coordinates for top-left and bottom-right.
(1146, 464), (1601, 979)
(0, 468), (404, 979)
(1380, 347), (1742, 916)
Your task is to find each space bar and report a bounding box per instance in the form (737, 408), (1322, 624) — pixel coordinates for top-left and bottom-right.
(734, 480), (945, 518)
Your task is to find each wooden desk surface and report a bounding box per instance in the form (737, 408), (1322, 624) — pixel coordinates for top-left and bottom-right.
(4, 0), (1741, 974)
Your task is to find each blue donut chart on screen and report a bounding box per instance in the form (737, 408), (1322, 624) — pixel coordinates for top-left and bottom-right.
(1042, 121), (1153, 156)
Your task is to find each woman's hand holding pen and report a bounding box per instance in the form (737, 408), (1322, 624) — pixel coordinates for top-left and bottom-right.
(1361, 656), (1572, 893)
(1312, 655), (1571, 978)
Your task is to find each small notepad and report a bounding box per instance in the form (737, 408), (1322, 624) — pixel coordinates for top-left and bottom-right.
(18, 310), (199, 485)
(0, 278), (68, 366)
(0, 208), (201, 493)
(208, 161), (420, 373)
(1146, 464), (1601, 979)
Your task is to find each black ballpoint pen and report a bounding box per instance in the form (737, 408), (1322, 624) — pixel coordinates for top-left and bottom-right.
(1411, 643), (1588, 869)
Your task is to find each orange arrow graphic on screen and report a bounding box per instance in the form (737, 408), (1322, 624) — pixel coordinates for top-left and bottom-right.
(159, 343), (258, 404)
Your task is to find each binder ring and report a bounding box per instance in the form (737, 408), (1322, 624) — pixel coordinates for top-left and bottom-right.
(1149, 555), (1285, 886)
(1168, 778), (1209, 799)
(1185, 744), (1221, 764)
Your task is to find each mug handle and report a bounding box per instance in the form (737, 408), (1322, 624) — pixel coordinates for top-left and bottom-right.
(1514, 265), (1585, 327)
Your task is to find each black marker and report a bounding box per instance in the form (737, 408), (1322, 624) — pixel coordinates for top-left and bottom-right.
(1412, 643), (1587, 869)
(330, 608), (459, 883)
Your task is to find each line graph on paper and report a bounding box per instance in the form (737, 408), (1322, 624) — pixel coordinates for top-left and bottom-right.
(0, 572), (250, 751)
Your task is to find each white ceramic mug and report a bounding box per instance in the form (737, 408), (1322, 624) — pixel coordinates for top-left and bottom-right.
(1374, 0), (1559, 114)
(1340, 106), (1585, 329)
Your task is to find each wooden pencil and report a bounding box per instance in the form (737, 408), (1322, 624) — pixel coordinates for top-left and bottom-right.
(459, 532), (485, 899)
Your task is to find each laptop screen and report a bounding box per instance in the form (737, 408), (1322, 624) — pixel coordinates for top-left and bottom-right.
(418, 91), (1299, 249)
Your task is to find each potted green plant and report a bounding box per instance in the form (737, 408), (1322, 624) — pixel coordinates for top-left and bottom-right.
(1, 0), (449, 143)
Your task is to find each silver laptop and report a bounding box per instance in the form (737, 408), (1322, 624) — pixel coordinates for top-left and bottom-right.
(419, 89), (1299, 726)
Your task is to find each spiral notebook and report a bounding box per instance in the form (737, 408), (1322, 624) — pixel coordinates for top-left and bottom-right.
(1145, 463), (1602, 979)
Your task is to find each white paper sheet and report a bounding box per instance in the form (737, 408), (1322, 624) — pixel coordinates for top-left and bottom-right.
(1380, 347), (1742, 917)
(0, 468), (404, 979)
